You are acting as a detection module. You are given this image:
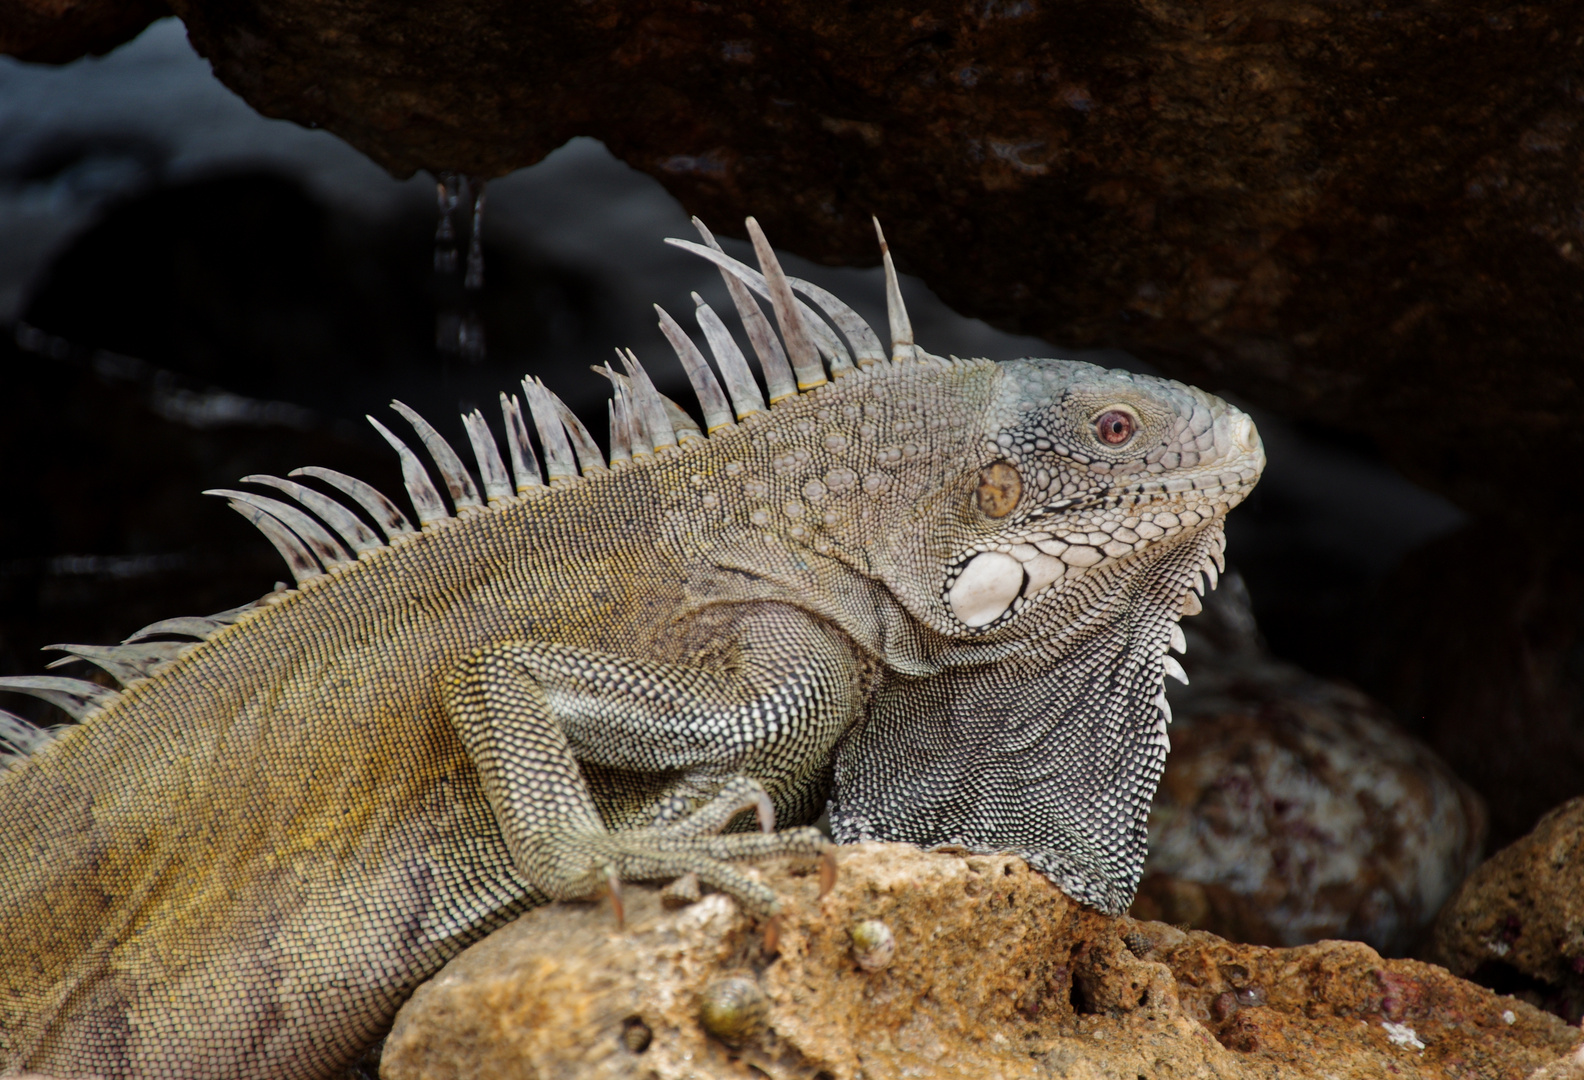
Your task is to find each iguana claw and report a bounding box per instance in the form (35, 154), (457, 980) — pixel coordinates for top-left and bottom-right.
(607, 869), (626, 930)
(819, 846), (838, 899)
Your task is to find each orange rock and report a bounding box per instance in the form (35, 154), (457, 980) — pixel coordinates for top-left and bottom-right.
(383, 843), (1581, 1079)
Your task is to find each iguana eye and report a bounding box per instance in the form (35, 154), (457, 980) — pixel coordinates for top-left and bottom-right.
(1095, 409), (1137, 446)
(976, 462), (1022, 518)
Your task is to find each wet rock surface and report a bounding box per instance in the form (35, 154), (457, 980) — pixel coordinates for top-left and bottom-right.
(1135, 577), (1486, 955)
(1429, 797), (1584, 1025)
(119, 0), (1584, 515)
(382, 843), (1582, 1080)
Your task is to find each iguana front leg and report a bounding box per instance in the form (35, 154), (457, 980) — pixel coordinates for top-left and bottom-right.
(442, 604), (859, 916)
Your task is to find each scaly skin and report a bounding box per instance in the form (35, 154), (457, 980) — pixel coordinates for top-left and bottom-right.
(0, 232), (1263, 1078)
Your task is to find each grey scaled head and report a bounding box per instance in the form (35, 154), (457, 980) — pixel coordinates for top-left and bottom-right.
(830, 356), (1265, 914)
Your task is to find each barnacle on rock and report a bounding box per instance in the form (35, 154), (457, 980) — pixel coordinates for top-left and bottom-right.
(698, 975), (767, 1045)
(849, 918), (896, 971)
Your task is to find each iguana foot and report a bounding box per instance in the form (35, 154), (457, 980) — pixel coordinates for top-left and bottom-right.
(443, 635), (850, 920)
(649, 775), (777, 835)
(538, 779), (832, 919)
(544, 824), (830, 918)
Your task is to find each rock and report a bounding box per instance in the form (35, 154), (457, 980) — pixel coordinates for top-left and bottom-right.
(1531, 1045), (1584, 1080)
(382, 844), (1581, 1080)
(134, 0), (1584, 516)
(1428, 796), (1584, 1024)
(0, 0), (169, 63)
(697, 975), (770, 1046)
(1132, 575), (1487, 955)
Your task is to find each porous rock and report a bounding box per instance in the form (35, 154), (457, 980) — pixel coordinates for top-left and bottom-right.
(1134, 576), (1486, 955)
(381, 844), (1581, 1080)
(1429, 796), (1584, 1024)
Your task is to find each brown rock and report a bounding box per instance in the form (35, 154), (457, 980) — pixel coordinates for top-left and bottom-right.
(382, 844), (1581, 1080)
(0, 0), (170, 63)
(151, 0), (1584, 514)
(1133, 576), (1487, 955)
(1532, 1046), (1584, 1080)
(1428, 796), (1584, 1024)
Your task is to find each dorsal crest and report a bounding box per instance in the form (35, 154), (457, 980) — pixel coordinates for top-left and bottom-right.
(0, 217), (927, 747)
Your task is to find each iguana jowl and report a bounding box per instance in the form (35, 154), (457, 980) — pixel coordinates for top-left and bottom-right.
(0, 217), (1263, 1078)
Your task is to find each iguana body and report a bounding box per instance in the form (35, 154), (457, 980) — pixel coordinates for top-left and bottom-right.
(0, 219), (1263, 1078)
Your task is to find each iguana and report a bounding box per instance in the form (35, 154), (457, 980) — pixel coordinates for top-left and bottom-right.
(0, 217), (1263, 1078)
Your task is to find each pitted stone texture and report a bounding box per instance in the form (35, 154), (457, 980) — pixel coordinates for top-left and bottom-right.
(1531, 1046), (1584, 1080)
(381, 844), (1580, 1080)
(1428, 796), (1584, 1025)
(1133, 576), (1487, 955)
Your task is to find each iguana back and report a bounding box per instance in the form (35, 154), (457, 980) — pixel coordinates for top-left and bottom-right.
(2, 472), (673, 1071)
(0, 218), (1263, 1078)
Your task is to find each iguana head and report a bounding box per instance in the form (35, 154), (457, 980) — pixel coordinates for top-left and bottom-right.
(886, 357), (1263, 638)
(820, 287), (1264, 915)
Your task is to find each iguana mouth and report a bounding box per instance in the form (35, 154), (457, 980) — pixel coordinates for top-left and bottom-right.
(1026, 470), (1262, 520)
(942, 524), (1227, 634)
(943, 468), (1247, 633)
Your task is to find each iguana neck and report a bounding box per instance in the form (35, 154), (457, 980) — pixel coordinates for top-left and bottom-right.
(826, 525), (1218, 914)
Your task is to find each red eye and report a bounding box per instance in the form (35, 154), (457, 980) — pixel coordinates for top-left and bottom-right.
(1096, 410), (1136, 446)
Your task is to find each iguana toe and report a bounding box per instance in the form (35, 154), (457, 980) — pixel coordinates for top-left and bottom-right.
(546, 825), (830, 919)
